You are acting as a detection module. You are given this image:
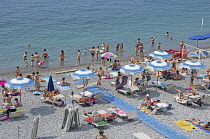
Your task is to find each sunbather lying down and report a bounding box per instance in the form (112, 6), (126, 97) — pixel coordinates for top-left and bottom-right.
(186, 118), (210, 130)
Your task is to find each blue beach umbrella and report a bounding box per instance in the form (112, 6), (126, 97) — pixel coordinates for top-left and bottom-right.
(204, 33), (210, 38)
(188, 35), (207, 48)
(47, 76), (55, 92)
(5, 78), (34, 102)
(147, 61), (171, 89)
(120, 64), (144, 85)
(179, 61), (205, 69)
(149, 51), (172, 59)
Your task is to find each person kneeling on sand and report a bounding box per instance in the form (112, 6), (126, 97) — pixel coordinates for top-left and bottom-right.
(139, 94), (151, 110)
(186, 118), (210, 130)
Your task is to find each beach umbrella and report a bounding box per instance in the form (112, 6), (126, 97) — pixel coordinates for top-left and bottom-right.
(5, 78), (34, 102)
(147, 61), (171, 89)
(100, 52), (118, 59)
(149, 51), (172, 59)
(204, 33), (210, 38)
(0, 80), (7, 85)
(71, 70), (96, 89)
(47, 76), (55, 92)
(188, 35), (207, 48)
(179, 61), (205, 69)
(120, 64), (144, 85)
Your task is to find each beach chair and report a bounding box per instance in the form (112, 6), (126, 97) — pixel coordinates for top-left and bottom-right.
(94, 93), (104, 101)
(152, 81), (167, 90)
(201, 50), (210, 58)
(174, 96), (193, 106)
(190, 51), (205, 59)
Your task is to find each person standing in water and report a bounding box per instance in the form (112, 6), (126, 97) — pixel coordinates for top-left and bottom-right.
(76, 49), (81, 66)
(157, 43), (161, 50)
(15, 66), (20, 78)
(59, 50), (65, 66)
(34, 52), (40, 68)
(42, 49), (48, 64)
(89, 46), (95, 61)
(95, 46), (100, 61)
(31, 54), (35, 67)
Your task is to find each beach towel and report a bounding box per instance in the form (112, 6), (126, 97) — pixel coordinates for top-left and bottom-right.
(138, 107), (151, 114)
(56, 84), (70, 90)
(194, 122), (210, 133)
(74, 80), (84, 84)
(41, 77), (56, 82)
(0, 116), (9, 121)
(173, 120), (199, 131)
(0, 80), (7, 85)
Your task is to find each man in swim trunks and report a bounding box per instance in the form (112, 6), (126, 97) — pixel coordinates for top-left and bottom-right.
(186, 118), (210, 130)
(138, 43), (144, 58)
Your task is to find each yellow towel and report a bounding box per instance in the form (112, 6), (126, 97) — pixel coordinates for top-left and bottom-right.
(173, 120), (200, 131)
(138, 107), (151, 114)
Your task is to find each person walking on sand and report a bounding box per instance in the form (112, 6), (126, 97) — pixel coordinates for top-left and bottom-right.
(15, 66), (20, 78)
(89, 46), (95, 61)
(34, 52), (40, 67)
(59, 50), (65, 66)
(76, 49), (81, 66)
(42, 49), (48, 64)
(34, 72), (40, 91)
(157, 43), (161, 50)
(97, 74), (102, 87)
(190, 70), (199, 87)
(95, 130), (108, 139)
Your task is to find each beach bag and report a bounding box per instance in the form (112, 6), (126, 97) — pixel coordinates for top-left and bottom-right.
(97, 120), (106, 126)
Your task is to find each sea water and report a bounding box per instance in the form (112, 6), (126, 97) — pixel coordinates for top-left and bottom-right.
(0, 0), (210, 73)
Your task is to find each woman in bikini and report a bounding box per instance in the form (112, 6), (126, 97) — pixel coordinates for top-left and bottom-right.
(34, 52), (40, 67)
(138, 43), (144, 59)
(76, 49), (81, 66)
(139, 94), (151, 109)
(95, 46), (100, 61)
(89, 46), (95, 61)
(59, 50), (65, 66)
(42, 49), (48, 64)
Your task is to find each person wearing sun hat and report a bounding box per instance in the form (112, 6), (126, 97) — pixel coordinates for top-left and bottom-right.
(139, 94), (151, 110)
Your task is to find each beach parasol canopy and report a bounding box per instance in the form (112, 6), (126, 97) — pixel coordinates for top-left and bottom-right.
(147, 60), (171, 71)
(204, 33), (210, 38)
(149, 51), (172, 59)
(71, 70), (96, 79)
(147, 61), (171, 89)
(47, 76), (55, 92)
(179, 61), (205, 69)
(100, 52), (118, 59)
(5, 78), (34, 101)
(188, 35), (207, 48)
(0, 80), (7, 85)
(120, 64), (144, 85)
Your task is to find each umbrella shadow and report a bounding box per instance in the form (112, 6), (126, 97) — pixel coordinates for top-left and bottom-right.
(29, 106), (57, 116)
(36, 136), (57, 139)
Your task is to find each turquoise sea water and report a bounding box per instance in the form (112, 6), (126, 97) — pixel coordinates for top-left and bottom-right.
(0, 0), (210, 73)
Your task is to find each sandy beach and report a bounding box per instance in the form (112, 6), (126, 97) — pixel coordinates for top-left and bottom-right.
(1, 49), (210, 139)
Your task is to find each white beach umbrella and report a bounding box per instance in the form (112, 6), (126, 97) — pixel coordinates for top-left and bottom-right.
(179, 61), (205, 69)
(149, 51), (172, 59)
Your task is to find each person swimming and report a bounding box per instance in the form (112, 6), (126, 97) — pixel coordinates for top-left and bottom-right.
(165, 32), (169, 36)
(83, 48), (87, 54)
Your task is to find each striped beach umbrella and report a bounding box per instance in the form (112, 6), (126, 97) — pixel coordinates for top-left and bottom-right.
(5, 78), (34, 101)
(71, 70), (96, 79)
(149, 51), (172, 59)
(179, 61), (205, 69)
(101, 52), (118, 59)
(147, 61), (171, 89)
(120, 64), (144, 85)
(147, 60), (171, 71)
(120, 64), (144, 75)
(5, 78), (34, 88)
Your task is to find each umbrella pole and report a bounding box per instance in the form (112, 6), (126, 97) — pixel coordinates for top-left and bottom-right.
(131, 75), (132, 86)
(156, 71), (159, 90)
(20, 89), (22, 102)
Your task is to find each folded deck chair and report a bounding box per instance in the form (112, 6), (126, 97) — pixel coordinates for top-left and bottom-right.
(190, 51), (205, 59)
(152, 81), (167, 90)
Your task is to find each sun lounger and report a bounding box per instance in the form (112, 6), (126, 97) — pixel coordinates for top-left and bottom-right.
(41, 94), (66, 106)
(74, 94), (90, 105)
(174, 96), (193, 106)
(201, 50), (210, 58)
(54, 69), (78, 74)
(190, 51), (205, 59)
(152, 81), (167, 90)
(56, 84), (70, 91)
(76, 82), (97, 89)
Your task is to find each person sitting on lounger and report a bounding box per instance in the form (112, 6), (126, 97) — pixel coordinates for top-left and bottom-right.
(175, 88), (188, 100)
(133, 78), (140, 86)
(139, 94), (151, 109)
(172, 70), (182, 80)
(186, 118), (210, 130)
(3, 94), (13, 106)
(60, 77), (70, 86)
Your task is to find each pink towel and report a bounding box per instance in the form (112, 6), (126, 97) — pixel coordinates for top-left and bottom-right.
(114, 109), (126, 115)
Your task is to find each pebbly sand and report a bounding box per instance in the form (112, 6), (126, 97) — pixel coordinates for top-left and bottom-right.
(1, 49), (210, 139)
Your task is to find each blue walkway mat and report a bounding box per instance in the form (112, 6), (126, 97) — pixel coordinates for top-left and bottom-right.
(87, 85), (189, 139)
(74, 80), (84, 84)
